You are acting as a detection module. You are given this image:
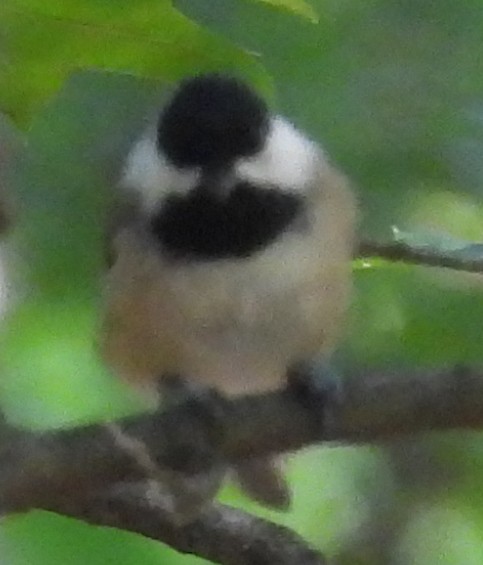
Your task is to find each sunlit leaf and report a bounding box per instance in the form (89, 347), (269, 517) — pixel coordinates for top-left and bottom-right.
(253, 0), (318, 22)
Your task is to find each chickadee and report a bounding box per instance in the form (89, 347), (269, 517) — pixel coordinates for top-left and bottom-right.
(100, 74), (356, 512)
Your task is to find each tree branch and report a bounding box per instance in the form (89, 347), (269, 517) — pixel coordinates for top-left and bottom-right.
(52, 483), (325, 565)
(1, 365), (481, 515)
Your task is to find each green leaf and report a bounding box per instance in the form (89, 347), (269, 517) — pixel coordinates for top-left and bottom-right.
(253, 0), (318, 22)
(0, 0), (271, 123)
(1, 300), (147, 429)
(346, 264), (483, 370)
(0, 72), (169, 428)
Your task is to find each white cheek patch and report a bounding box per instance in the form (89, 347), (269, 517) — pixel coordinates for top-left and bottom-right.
(236, 116), (322, 192)
(120, 134), (199, 212)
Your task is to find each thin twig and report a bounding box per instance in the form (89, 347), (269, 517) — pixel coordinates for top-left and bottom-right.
(358, 239), (483, 273)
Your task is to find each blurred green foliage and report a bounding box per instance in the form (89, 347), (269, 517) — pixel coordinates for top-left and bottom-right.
(2, 0), (483, 563)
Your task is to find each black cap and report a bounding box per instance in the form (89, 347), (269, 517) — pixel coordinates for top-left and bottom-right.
(158, 74), (269, 169)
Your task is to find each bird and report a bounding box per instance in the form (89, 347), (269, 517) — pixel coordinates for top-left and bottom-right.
(99, 73), (356, 517)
